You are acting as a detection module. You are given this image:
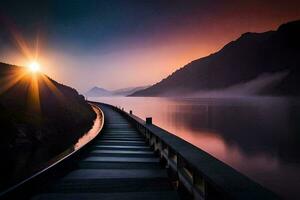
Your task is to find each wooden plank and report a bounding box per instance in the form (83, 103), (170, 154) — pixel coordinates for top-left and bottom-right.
(83, 156), (159, 163)
(32, 191), (180, 200)
(62, 169), (168, 179)
(91, 150), (153, 154)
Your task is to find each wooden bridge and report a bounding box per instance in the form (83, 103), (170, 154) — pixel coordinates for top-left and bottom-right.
(1, 103), (278, 200)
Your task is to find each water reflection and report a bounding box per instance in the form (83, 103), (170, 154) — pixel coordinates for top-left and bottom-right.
(74, 105), (103, 150)
(91, 97), (300, 199)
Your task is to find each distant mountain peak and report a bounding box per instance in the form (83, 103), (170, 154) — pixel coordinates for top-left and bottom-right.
(86, 85), (149, 97)
(90, 86), (109, 91)
(85, 87), (112, 97)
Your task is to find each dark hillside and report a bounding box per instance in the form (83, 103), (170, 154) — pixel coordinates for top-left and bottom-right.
(0, 62), (96, 189)
(132, 20), (300, 96)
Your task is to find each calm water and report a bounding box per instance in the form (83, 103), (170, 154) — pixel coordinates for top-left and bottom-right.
(91, 97), (300, 199)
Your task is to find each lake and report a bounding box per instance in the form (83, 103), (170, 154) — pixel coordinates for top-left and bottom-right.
(90, 96), (300, 200)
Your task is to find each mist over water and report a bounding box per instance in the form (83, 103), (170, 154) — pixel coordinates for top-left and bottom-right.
(194, 70), (289, 97)
(91, 96), (300, 199)
(152, 70), (289, 97)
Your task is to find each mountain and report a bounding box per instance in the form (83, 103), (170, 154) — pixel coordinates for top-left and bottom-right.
(131, 20), (300, 97)
(85, 87), (113, 97)
(113, 86), (149, 96)
(0, 62), (96, 187)
(86, 86), (149, 97)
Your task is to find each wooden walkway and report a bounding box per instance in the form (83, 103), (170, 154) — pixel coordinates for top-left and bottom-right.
(32, 104), (179, 200)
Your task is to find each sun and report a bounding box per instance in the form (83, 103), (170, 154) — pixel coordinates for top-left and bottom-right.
(28, 61), (40, 73)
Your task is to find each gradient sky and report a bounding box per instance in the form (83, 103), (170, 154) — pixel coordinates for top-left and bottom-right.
(1, 0), (300, 92)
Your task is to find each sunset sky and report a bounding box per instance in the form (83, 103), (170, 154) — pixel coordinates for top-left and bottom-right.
(1, 0), (300, 92)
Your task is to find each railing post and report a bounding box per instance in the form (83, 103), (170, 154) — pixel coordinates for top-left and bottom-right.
(177, 155), (194, 198)
(146, 117), (152, 125)
(193, 172), (206, 200)
(129, 110), (132, 115)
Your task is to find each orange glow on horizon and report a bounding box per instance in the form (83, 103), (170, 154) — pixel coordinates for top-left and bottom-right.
(2, 7), (300, 91)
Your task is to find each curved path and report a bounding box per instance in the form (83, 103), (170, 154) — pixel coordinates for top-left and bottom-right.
(32, 103), (179, 200)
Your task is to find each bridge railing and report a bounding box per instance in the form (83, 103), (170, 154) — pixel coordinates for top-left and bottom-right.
(107, 104), (278, 200)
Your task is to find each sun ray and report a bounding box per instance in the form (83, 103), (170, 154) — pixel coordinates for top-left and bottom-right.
(0, 19), (65, 118)
(34, 32), (40, 60)
(11, 28), (34, 61)
(41, 74), (65, 101)
(27, 73), (41, 115)
(0, 68), (27, 95)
